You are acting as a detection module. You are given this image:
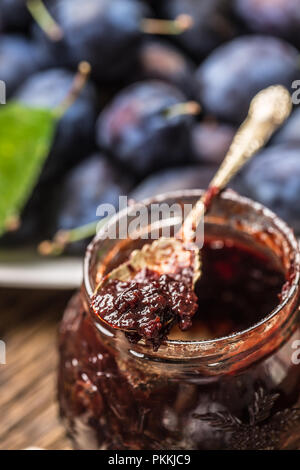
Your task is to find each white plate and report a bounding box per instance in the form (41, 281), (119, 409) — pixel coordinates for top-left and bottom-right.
(0, 249), (83, 289)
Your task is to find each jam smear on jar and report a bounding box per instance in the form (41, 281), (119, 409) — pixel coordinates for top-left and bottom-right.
(92, 268), (198, 350)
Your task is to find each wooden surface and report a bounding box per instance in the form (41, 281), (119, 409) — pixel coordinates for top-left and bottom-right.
(0, 287), (74, 450)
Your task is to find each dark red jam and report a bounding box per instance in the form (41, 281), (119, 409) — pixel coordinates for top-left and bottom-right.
(92, 239), (285, 346)
(172, 238), (285, 340)
(92, 268), (198, 350)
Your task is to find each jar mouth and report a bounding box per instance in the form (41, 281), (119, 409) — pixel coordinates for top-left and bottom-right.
(83, 189), (300, 357)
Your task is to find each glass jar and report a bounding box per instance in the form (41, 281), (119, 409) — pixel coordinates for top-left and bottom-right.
(58, 190), (300, 450)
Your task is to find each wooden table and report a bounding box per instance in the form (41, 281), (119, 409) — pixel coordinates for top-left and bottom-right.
(0, 287), (74, 450)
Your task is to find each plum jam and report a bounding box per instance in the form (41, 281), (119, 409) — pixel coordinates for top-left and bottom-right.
(58, 191), (300, 450)
(91, 241), (284, 349)
(170, 239), (285, 342)
(92, 268), (198, 350)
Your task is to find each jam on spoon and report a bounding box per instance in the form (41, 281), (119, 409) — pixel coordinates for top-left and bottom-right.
(92, 85), (292, 349)
(92, 268), (198, 350)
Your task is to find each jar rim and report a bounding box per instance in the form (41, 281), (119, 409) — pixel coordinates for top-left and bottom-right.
(83, 189), (300, 362)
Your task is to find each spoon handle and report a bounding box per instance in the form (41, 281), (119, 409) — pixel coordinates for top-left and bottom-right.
(180, 85), (292, 243)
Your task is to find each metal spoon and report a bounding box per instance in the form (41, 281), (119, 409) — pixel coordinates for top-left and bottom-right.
(94, 85), (292, 330)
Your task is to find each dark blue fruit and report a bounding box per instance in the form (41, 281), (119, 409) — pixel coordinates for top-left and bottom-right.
(130, 165), (217, 201)
(196, 35), (299, 123)
(241, 144), (300, 233)
(273, 108), (300, 146)
(52, 154), (133, 252)
(160, 0), (236, 60)
(96, 80), (197, 178)
(143, 0), (160, 14)
(54, 154), (133, 230)
(14, 68), (99, 182)
(0, 0), (32, 32)
(0, 35), (42, 97)
(234, 0), (300, 47)
(31, 0), (69, 68)
(191, 121), (236, 165)
(0, 182), (52, 245)
(33, 0), (151, 81)
(134, 39), (196, 96)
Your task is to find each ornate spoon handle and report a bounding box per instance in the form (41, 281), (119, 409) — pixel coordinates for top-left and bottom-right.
(180, 85), (292, 243)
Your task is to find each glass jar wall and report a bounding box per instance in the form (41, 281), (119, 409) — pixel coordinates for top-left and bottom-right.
(58, 190), (300, 450)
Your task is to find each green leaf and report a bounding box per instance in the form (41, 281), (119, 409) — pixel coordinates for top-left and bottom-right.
(0, 101), (56, 236)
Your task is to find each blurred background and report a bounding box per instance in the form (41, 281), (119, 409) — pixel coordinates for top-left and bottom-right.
(0, 0), (300, 450)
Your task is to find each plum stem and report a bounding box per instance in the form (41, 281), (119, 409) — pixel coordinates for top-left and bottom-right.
(53, 61), (92, 119)
(38, 218), (110, 256)
(4, 214), (21, 232)
(27, 1), (193, 39)
(26, 0), (64, 41)
(165, 101), (201, 119)
(38, 221), (97, 256)
(141, 14), (194, 35)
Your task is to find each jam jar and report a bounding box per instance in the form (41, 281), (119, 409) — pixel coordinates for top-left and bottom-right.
(58, 190), (300, 450)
